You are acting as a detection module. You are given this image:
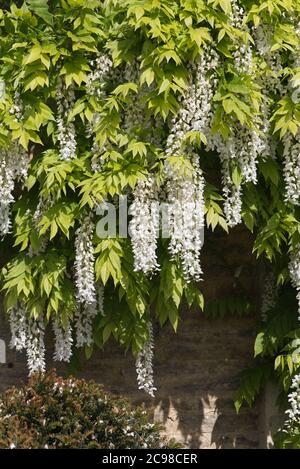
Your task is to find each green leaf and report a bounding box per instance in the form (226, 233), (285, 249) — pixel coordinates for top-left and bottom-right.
(158, 79), (170, 94)
(26, 0), (53, 25)
(232, 167), (242, 187)
(254, 332), (265, 357)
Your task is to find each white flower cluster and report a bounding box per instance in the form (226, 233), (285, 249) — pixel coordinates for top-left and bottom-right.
(231, 0), (253, 74)
(254, 23), (283, 164)
(87, 54), (113, 98)
(74, 214), (97, 347)
(166, 48), (219, 156)
(87, 54), (115, 172)
(74, 214), (97, 305)
(164, 50), (218, 278)
(166, 155), (205, 281)
(288, 244), (300, 321)
(254, 25), (284, 95)
(208, 121), (268, 227)
(9, 304), (45, 374)
(208, 135), (243, 227)
(190, 50), (219, 138)
(26, 317), (46, 375)
(9, 304), (27, 351)
(0, 143), (28, 235)
(97, 283), (105, 316)
(236, 127), (261, 184)
(260, 272), (277, 322)
(222, 180), (243, 228)
(136, 322), (156, 398)
(283, 131), (300, 204)
(283, 374), (300, 429)
(9, 91), (23, 121)
(74, 303), (97, 348)
(258, 100), (276, 161)
(52, 318), (73, 362)
(129, 177), (160, 275)
(56, 78), (77, 161)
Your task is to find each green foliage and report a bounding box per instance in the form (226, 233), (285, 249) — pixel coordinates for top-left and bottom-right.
(0, 370), (177, 449)
(235, 287), (300, 415)
(1, 1), (300, 443)
(275, 424), (300, 448)
(204, 295), (252, 319)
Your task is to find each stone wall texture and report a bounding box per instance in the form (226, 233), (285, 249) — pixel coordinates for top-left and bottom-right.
(0, 227), (275, 448)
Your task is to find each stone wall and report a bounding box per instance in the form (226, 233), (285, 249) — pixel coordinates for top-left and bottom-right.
(0, 227), (274, 448)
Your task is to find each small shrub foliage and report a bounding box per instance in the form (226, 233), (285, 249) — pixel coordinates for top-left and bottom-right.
(0, 370), (173, 449)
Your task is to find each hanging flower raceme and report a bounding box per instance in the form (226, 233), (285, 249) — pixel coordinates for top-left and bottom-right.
(52, 318), (73, 362)
(206, 3), (275, 229)
(129, 177), (160, 275)
(166, 154), (205, 282)
(26, 317), (46, 375)
(136, 322), (156, 398)
(281, 374), (300, 431)
(253, 23), (283, 163)
(74, 304), (96, 348)
(0, 142), (29, 236)
(231, 0), (253, 75)
(56, 77), (77, 161)
(97, 283), (105, 316)
(283, 131), (300, 205)
(281, 23), (300, 204)
(9, 304), (45, 375)
(166, 47), (219, 157)
(209, 118), (270, 227)
(207, 134), (243, 227)
(74, 214), (97, 305)
(9, 90), (23, 121)
(74, 214), (97, 347)
(288, 244), (300, 321)
(260, 272), (278, 322)
(9, 304), (27, 352)
(87, 54), (113, 98)
(164, 49), (217, 279)
(87, 54), (114, 173)
(191, 48), (219, 139)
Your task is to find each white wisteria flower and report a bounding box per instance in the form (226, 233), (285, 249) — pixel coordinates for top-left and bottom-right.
(56, 77), (77, 161)
(75, 302), (97, 348)
(283, 131), (300, 205)
(53, 318), (73, 362)
(129, 176), (160, 275)
(87, 54), (113, 98)
(0, 143), (29, 236)
(9, 304), (27, 351)
(260, 272), (278, 322)
(9, 303), (45, 374)
(282, 374), (300, 430)
(289, 244), (300, 321)
(26, 317), (46, 375)
(74, 214), (97, 305)
(74, 214), (98, 347)
(231, 0), (253, 74)
(136, 322), (156, 398)
(166, 154), (205, 282)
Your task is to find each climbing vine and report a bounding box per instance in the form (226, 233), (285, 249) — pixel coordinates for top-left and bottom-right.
(1, 0), (300, 445)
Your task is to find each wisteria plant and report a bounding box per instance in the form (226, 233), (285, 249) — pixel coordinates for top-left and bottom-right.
(1, 0), (300, 445)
